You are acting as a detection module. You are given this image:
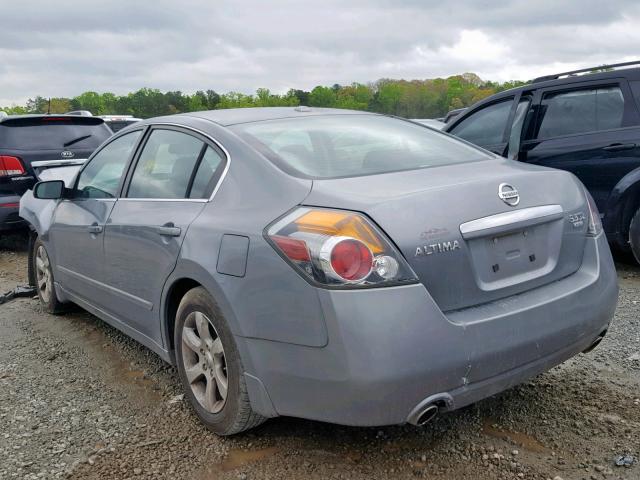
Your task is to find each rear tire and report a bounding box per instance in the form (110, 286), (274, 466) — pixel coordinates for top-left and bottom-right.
(32, 237), (66, 314)
(174, 287), (266, 435)
(630, 207), (640, 264)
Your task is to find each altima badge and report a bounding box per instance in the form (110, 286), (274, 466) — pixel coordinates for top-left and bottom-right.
(415, 240), (460, 257)
(498, 183), (519, 206)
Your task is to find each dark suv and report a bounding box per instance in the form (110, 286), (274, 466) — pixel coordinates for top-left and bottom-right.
(444, 61), (640, 262)
(0, 115), (112, 231)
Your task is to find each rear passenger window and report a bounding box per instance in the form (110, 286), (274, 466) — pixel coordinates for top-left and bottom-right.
(449, 99), (513, 146)
(536, 86), (624, 139)
(127, 129), (204, 199)
(189, 146), (224, 199)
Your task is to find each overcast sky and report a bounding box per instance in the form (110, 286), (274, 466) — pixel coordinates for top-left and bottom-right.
(1, 0), (639, 105)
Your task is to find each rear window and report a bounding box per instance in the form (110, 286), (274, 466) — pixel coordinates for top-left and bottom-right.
(231, 115), (489, 179)
(0, 117), (112, 150)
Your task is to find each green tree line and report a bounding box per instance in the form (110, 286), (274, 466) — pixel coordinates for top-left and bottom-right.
(1, 73), (526, 119)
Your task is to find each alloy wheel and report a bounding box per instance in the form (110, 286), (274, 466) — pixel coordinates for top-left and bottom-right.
(181, 311), (228, 413)
(35, 245), (53, 303)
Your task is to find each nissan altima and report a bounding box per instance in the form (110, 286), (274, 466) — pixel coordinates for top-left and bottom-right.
(20, 107), (618, 435)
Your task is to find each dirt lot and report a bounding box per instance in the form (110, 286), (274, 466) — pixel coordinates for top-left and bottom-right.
(0, 232), (638, 480)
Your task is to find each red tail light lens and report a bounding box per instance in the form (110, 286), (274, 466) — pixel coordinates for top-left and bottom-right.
(266, 207), (417, 288)
(0, 156), (26, 176)
(325, 238), (373, 281)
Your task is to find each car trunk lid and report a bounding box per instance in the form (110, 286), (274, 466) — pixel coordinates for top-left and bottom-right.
(304, 159), (588, 311)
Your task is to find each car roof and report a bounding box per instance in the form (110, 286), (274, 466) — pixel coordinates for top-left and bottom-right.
(175, 106), (375, 126)
(481, 66), (640, 102)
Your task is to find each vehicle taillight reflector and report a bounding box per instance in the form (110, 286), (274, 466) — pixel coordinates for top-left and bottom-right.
(267, 207), (418, 288)
(294, 210), (385, 254)
(0, 202), (20, 208)
(584, 188), (603, 236)
(0, 156), (26, 176)
(330, 238), (373, 281)
(271, 235), (310, 262)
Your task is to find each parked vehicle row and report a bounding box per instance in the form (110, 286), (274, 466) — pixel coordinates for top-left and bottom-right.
(21, 106), (618, 435)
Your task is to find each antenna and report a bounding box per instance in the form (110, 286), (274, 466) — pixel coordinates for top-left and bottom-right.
(47, 97), (51, 114)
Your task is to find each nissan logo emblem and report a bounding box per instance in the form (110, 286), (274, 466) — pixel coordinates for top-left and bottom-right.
(498, 183), (520, 206)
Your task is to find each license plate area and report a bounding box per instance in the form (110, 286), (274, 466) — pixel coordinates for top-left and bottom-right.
(466, 220), (563, 291)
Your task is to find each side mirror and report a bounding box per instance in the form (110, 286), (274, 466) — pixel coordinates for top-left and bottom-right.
(33, 180), (65, 200)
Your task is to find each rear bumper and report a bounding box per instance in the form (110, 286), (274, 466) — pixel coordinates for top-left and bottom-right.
(239, 233), (618, 426)
(0, 196), (27, 231)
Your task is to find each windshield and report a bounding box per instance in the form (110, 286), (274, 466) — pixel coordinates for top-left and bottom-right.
(231, 115), (490, 179)
(0, 117), (112, 150)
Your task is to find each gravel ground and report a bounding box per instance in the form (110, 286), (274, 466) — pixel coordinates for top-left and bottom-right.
(0, 232), (638, 480)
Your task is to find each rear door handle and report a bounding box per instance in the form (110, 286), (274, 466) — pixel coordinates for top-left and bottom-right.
(88, 224), (103, 234)
(602, 143), (637, 151)
(155, 225), (182, 237)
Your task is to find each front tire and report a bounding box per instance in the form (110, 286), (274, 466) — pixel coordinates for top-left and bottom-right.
(629, 207), (640, 264)
(174, 287), (266, 435)
(32, 237), (66, 314)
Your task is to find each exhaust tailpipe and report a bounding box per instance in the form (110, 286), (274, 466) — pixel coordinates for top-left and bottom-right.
(415, 405), (439, 426)
(582, 330), (607, 354)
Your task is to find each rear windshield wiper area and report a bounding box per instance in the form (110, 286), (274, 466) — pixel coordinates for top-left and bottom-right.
(63, 134), (92, 147)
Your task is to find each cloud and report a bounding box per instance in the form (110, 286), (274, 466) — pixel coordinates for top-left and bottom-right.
(1, 0), (639, 105)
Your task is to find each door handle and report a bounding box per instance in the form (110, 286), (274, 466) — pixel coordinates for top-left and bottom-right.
(155, 225), (182, 237)
(88, 224), (103, 234)
(602, 143), (637, 151)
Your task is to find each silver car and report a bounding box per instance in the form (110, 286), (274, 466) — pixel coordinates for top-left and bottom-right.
(20, 107), (618, 435)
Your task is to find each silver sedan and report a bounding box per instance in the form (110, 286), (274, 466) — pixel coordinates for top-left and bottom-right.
(21, 107), (618, 435)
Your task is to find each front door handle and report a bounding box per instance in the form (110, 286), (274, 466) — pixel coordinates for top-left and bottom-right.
(602, 143), (637, 151)
(155, 224), (182, 237)
(88, 224), (103, 234)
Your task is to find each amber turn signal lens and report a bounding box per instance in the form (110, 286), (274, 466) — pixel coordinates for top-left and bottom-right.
(294, 210), (385, 254)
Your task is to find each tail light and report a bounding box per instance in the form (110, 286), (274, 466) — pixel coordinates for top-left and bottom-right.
(583, 188), (602, 236)
(0, 156), (26, 176)
(266, 207), (418, 288)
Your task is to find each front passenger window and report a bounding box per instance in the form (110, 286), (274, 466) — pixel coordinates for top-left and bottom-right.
(127, 129), (205, 199)
(449, 99), (513, 147)
(75, 130), (142, 199)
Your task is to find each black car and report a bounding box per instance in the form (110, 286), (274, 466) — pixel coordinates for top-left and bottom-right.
(444, 60), (640, 262)
(0, 114), (112, 231)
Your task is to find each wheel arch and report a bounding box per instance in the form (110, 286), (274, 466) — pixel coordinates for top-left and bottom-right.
(163, 277), (202, 363)
(27, 229), (37, 287)
(605, 167), (640, 249)
(160, 260), (243, 365)
(161, 265), (277, 419)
